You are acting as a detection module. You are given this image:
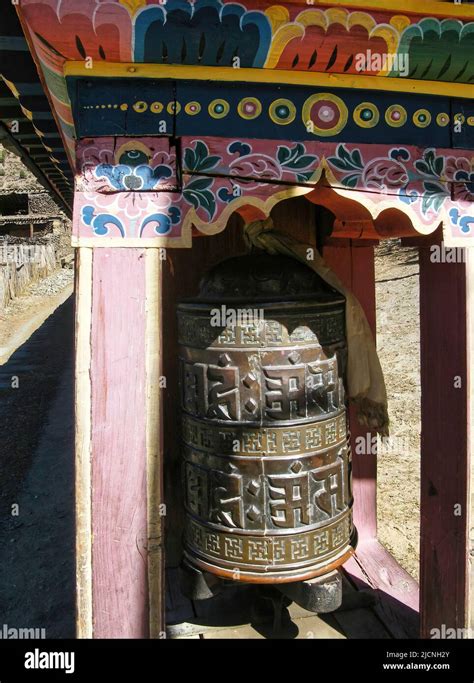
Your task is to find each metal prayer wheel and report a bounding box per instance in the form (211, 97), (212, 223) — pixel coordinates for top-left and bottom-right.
(178, 253), (356, 585)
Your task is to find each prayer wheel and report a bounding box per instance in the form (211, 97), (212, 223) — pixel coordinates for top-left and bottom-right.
(178, 253), (356, 584)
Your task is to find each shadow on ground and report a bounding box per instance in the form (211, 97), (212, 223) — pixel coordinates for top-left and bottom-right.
(0, 297), (75, 638)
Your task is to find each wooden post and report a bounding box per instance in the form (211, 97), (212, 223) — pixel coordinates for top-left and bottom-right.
(323, 239), (419, 638)
(75, 247), (164, 638)
(322, 241), (377, 540)
(419, 245), (470, 637)
(468, 249), (474, 638)
(145, 249), (165, 638)
(75, 247), (93, 639)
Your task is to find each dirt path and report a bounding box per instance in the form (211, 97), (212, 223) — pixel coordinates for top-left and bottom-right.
(0, 296), (75, 637)
(0, 355), (75, 638)
(375, 241), (421, 581)
(0, 268), (74, 364)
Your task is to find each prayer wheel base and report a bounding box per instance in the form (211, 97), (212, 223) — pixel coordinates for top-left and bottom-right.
(182, 527), (357, 586)
(277, 570), (342, 613)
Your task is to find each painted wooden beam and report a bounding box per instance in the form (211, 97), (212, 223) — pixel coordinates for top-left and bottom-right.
(419, 246), (470, 637)
(303, 0), (474, 19)
(345, 539), (419, 638)
(350, 245), (378, 539)
(75, 246), (164, 638)
(64, 62), (474, 100)
(0, 36), (28, 50)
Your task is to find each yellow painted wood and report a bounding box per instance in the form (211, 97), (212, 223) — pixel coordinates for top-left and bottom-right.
(304, 0), (474, 19)
(71, 236), (192, 248)
(116, 0), (474, 19)
(75, 247), (93, 639)
(64, 62), (474, 100)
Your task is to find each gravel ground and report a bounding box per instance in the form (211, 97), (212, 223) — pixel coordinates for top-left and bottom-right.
(28, 268), (74, 297)
(375, 240), (421, 581)
(0, 298), (74, 519)
(0, 267), (74, 354)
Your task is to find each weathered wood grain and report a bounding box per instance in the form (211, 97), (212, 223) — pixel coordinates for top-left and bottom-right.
(75, 247), (93, 639)
(90, 248), (149, 638)
(419, 247), (469, 637)
(345, 540), (419, 638)
(322, 242), (378, 540)
(324, 241), (420, 638)
(467, 250), (474, 636)
(145, 248), (165, 638)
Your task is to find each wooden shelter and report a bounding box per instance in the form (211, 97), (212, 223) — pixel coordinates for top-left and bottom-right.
(2, 0), (474, 638)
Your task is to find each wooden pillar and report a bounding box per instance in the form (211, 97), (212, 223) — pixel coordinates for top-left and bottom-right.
(468, 250), (474, 638)
(75, 246), (164, 638)
(419, 246), (470, 637)
(323, 241), (377, 540)
(323, 239), (419, 638)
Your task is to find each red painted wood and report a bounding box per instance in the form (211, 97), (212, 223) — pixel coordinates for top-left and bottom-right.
(419, 250), (468, 637)
(324, 241), (420, 637)
(350, 245), (378, 540)
(90, 248), (149, 638)
(345, 539), (419, 638)
(323, 242), (378, 540)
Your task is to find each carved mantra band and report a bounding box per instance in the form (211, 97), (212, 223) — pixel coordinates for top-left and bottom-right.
(182, 412), (347, 457)
(184, 513), (354, 577)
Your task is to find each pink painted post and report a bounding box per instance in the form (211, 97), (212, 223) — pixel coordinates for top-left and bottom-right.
(72, 134), (167, 638)
(90, 249), (148, 638)
(75, 246), (164, 638)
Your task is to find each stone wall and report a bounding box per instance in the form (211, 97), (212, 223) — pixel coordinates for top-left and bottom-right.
(0, 143), (70, 222)
(0, 144), (72, 310)
(0, 237), (59, 310)
(0, 145), (41, 194)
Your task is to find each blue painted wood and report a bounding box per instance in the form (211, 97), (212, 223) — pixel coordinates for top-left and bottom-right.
(0, 36), (28, 51)
(133, 0), (271, 68)
(10, 83), (44, 96)
(74, 78), (175, 138)
(68, 76), (474, 149)
(452, 99), (474, 150)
